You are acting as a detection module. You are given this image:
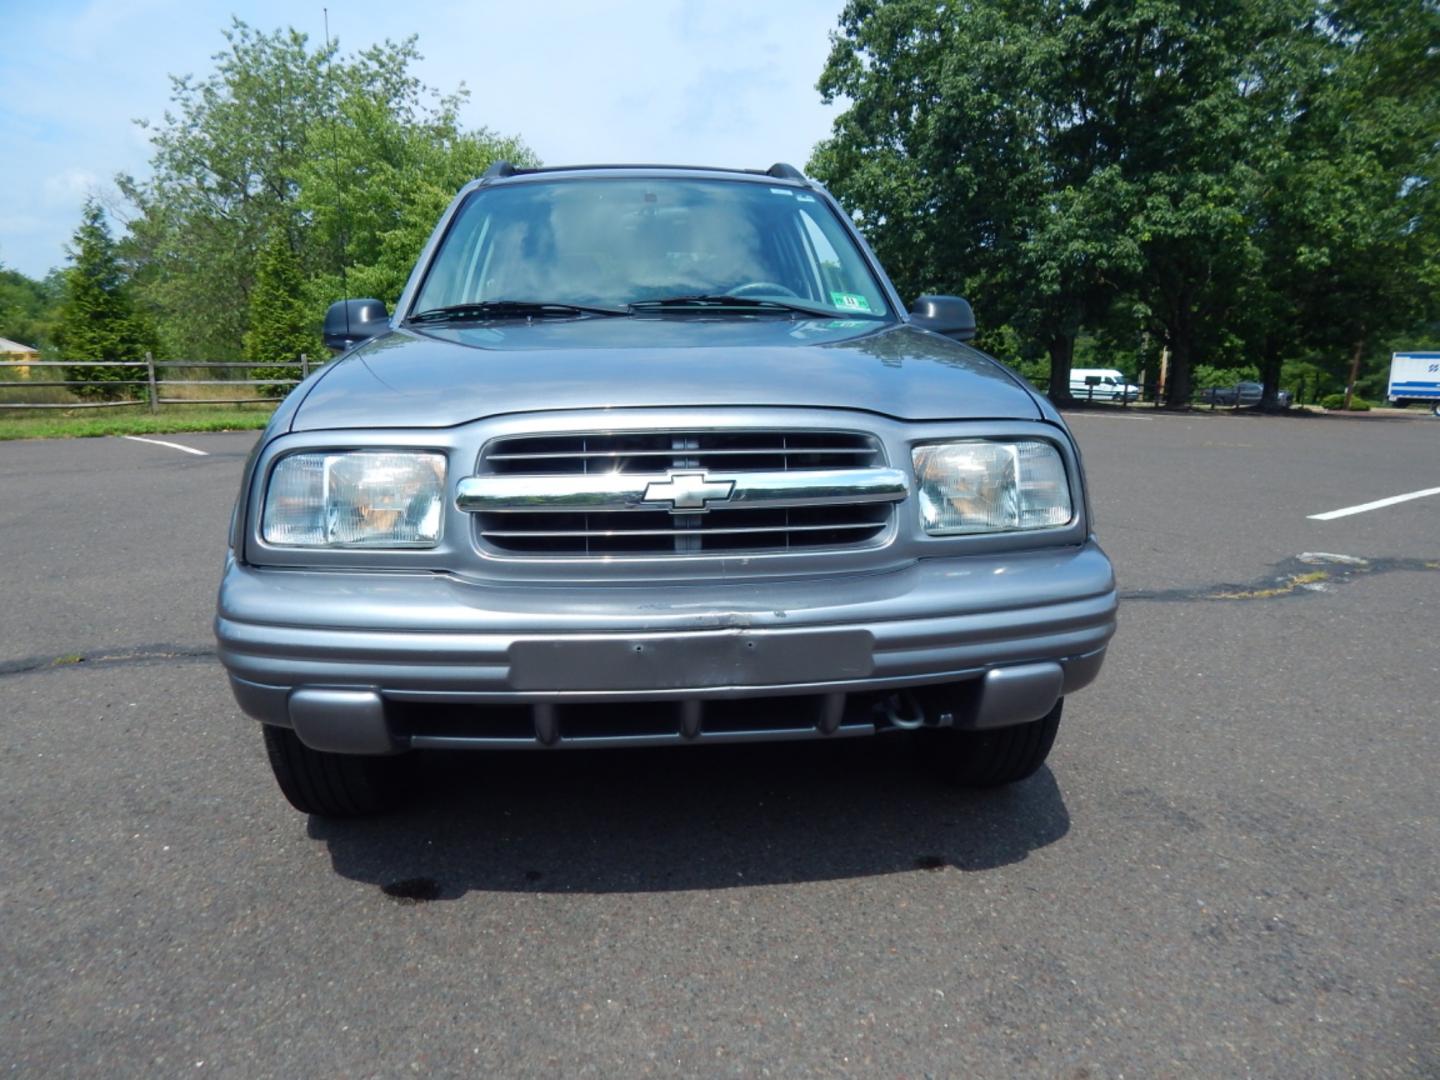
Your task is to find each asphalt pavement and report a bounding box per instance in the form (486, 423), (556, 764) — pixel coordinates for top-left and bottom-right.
(1, 410), (1437, 1077)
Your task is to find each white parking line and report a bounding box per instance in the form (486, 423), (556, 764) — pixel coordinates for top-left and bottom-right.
(1308, 486), (1440, 521)
(120, 435), (209, 457)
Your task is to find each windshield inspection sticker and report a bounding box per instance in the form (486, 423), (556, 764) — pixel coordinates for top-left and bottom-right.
(769, 187), (794, 196)
(830, 292), (873, 312)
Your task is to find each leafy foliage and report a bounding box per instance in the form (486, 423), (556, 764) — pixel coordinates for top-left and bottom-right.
(0, 263), (60, 352)
(244, 230), (323, 397)
(53, 201), (156, 401)
(811, 0), (1440, 406)
(119, 20), (535, 361)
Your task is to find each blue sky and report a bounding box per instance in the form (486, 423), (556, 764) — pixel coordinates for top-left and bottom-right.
(0, 0), (846, 279)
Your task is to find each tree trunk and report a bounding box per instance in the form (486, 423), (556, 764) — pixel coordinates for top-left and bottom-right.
(1342, 337), (1365, 410)
(1157, 285), (1194, 408)
(1164, 330), (1193, 407)
(1259, 338), (1282, 410)
(1046, 334), (1075, 404)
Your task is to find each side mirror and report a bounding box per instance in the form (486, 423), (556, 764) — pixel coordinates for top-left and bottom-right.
(908, 295), (976, 341)
(323, 298), (390, 354)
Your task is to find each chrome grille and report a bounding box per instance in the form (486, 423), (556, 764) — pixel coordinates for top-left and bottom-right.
(483, 430), (882, 474)
(470, 430), (896, 556)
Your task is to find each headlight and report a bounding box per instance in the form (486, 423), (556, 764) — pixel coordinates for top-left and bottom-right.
(912, 440), (1072, 534)
(262, 451), (446, 548)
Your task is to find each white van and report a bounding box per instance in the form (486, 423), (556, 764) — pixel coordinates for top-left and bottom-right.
(1070, 368), (1141, 402)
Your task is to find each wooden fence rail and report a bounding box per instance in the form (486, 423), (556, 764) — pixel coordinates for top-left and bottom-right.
(0, 353), (318, 411)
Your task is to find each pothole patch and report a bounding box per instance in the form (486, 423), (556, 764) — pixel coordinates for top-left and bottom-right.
(1122, 554), (1439, 603)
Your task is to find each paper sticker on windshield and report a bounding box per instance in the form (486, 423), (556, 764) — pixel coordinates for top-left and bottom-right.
(769, 187), (794, 196)
(830, 292), (872, 312)
(796, 193), (817, 202)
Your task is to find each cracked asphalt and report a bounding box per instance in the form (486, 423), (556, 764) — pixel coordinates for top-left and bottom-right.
(2, 410), (1437, 1077)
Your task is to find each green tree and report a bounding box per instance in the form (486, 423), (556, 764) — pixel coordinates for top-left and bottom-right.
(1040, 0), (1327, 406)
(54, 200), (155, 400)
(119, 19), (532, 360)
(244, 228), (323, 397)
(811, 0), (1438, 409)
(296, 59), (536, 315)
(120, 21), (329, 360)
(810, 1), (1140, 404)
(0, 261), (61, 352)
(1283, 0), (1440, 407)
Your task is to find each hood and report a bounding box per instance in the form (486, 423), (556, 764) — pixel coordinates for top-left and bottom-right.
(289, 316), (1042, 431)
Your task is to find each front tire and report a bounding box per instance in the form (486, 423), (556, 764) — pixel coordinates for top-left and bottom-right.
(922, 700), (1063, 787)
(262, 725), (408, 817)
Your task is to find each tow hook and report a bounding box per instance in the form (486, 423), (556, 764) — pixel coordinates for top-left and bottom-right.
(876, 690), (926, 731)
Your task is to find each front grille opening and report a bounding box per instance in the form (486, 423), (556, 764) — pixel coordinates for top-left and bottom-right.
(387, 693), (888, 745)
(478, 503), (892, 555)
(388, 702), (534, 740)
(484, 429), (881, 476)
(556, 701), (679, 740)
(704, 696), (820, 733)
(475, 428), (893, 557)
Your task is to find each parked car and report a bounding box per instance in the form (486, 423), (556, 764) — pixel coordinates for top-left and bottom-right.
(216, 162), (1118, 816)
(1199, 381), (1292, 407)
(1070, 368), (1141, 402)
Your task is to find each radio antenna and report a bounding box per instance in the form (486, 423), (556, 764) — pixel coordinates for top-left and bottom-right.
(323, 7), (351, 341)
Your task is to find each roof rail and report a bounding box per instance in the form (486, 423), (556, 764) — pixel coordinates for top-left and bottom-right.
(766, 162), (806, 181)
(478, 161), (809, 183)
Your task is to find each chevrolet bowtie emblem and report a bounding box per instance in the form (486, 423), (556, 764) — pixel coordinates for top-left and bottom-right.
(641, 472), (736, 512)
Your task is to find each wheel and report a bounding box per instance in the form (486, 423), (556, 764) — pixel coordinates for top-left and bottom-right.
(920, 700), (1063, 787)
(262, 724), (409, 817)
(1432, 403), (1440, 418)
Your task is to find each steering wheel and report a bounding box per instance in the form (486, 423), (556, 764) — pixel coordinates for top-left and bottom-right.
(726, 281), (799, 299)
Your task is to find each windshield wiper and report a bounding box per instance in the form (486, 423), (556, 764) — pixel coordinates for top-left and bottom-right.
(628, 294), (881, 319)
(408, 300), (629, 323)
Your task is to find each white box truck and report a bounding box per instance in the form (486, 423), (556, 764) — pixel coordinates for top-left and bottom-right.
(1388, 353), (1440, 415)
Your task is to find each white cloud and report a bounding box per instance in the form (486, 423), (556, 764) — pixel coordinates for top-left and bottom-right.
(41, 169), (102, 207)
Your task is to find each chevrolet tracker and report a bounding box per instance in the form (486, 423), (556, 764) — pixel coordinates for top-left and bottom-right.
(215, 162), (1118, 817)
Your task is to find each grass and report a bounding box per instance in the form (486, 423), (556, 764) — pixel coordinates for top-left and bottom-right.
(0, 405), (276, 441)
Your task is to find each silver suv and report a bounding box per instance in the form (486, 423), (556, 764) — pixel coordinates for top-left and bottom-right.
(216, 163), (1117, 816)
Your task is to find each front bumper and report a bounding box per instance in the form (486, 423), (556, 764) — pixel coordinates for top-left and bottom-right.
(216, 542), (1117, 752)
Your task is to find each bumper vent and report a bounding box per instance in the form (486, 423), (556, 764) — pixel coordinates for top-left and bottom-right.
(470, 429), (897, 556)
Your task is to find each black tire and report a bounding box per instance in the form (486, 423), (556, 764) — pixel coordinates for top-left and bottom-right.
(262, 724), (408, 817)
(922, 699), (1063, 787)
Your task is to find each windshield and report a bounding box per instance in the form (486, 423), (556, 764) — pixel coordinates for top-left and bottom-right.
(411, 177), (891, 318)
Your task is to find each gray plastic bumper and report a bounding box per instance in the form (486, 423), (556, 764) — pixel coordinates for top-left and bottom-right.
(216, 543), (1117, 752)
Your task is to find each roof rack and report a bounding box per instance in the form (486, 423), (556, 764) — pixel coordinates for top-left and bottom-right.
(765, 162), (806, 181)
(480, 161), (809, 183)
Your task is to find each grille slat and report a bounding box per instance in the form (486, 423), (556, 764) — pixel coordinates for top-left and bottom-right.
(475, 429), (892, 556)
(483, 521), (880, 539)
(486, 447), (874, 462)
